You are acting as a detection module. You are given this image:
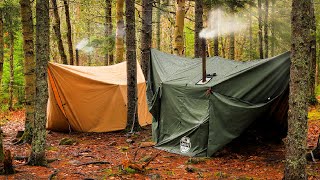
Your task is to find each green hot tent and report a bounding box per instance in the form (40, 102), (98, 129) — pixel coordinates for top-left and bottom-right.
(148, 49), (290, 157)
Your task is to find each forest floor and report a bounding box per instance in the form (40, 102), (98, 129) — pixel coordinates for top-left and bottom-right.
(0, 108), (319, 180)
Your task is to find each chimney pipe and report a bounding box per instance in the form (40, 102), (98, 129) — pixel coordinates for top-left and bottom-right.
(76, 49), (79, 66)
(202, 38), (206, 83)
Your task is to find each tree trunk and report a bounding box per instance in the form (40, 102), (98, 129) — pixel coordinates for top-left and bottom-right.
(63, 0), (74, 65)
(229, 32), (235, 60)
(126, 0), (138, 131)
(258, 0), (263, 59)
(0, 8), (3, 86)
(309, 0), (316, 99)
(141, 0), (153, 79)
(156, 0), (161, 50)
(194, 0), (203, 58)
(271, 0), (275, 57)
(116, 0), (125, 63)
(214, 10), (219, 56)
(105, 0), (113, 65)
(87, 21), (92, 66)
(8, 31), (14, 111)
(264, 0), (269, 58)
(3, 150), (14, 174)
(52, 0), (67, 64)
(213, 37), (219, 56)
(0, 128), (4, 162)
(173, 0), (185, 56)
(20, 0), (36, 144)
(284, 0), (311, 179)
(249, 6), (253, 60)
(28, 0), (49, 166)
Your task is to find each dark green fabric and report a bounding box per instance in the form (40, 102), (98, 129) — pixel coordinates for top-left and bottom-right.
(149, 49), (290, 157)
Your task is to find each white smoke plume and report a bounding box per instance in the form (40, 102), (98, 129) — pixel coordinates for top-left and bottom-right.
(76, 38), (89, 50)
(76, 38), (94, 53)
(200, 9), (247, 39)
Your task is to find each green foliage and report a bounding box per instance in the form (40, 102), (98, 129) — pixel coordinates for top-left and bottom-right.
(1, 33), (24, 109)
(123, 167), (136, 174)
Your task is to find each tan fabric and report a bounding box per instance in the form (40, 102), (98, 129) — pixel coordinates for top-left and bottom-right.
(46, 62), (152, 132)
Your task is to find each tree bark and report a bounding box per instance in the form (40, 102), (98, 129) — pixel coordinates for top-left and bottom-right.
(105, 0), (113, 65)
(194, 0), (203, 58)
(0, 8), (3, 86)
(52, 0), (67, 64)
(116, 0), (125, 63)
(284, 0), (312, 179)
(28, 0), (49, 166)
(63, 0), (74, 65)
(8, 31), (14, 111)
(229, 32), (235, 60)
(126, 0), (138, 131)
(258, 0), (263, 59)
(264, 0), (269, 58)
(20, 0), (36, 144)
(271, 0), (275, 57)
(173, 0), (185, 56)
(156, 0), (161, 50)
(249, 6), (253, 60)
(214, 10), (219, 57)
(0, 128), (4, 162)
(0, 21), (4, 166)
(309, 0), (316, 99)
(141, 0), (153, 79)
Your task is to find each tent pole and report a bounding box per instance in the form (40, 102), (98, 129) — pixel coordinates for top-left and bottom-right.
(202, 38), (206, 82)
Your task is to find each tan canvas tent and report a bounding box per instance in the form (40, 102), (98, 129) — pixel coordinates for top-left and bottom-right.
(46, 62), (152, 132)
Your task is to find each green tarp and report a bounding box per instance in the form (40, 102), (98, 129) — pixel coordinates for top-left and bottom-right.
(148, 49), (290, 157)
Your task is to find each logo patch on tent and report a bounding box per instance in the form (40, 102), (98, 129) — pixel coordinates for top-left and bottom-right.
(180, 136), (191, 153)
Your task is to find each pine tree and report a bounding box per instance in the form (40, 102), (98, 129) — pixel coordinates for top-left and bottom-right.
(141, 0), (153, 78)
(19, 0), (36, 144)
(28, 0), (49, 166)
(52, 0), (67, 64)
(173, 0), (185, 56)
(126, 0), (138, 131)
(284, 0), (312, 179)
(194, 0), (203, 58)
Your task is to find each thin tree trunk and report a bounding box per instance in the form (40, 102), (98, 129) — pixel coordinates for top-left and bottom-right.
(87, 21), (92, 66)
(105, 0), (113, 65)
(20, 0), (36, 144)
(284, 0), (311, 179)
(173, 0), (185, 56)
(28, 0), (49, 166)
(309, 0), (316, 99)
(0, 129), (3, 162)
(141, 0), (153, 79)
(63, 0), (74, 65)
(229, 32), (235, 60)
(221, 36), (226, 58)
(258, 0), (264, 59)
(126, 0), (138, 131)
(0, 6), (2, 148)
(264, 0), (269, 58)
(116, 0), (124, 62)
(271, 0), (275, 57)
(8, 32), (14, 111)
(194, 0), (203, 58)
(52, 0), (67, 64)
(156, 0), (161, 50)
(249, 6), (253, 60)
(213, 37), (219, 56)
(214, 10), (219, 56)
(0, 8), (3, 86)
